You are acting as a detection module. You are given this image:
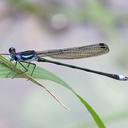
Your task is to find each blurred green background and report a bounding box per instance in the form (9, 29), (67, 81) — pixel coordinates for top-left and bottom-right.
(0, 0), (128, 128)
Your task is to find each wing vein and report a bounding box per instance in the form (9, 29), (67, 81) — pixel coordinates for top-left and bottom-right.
(36, 43), (109, 59)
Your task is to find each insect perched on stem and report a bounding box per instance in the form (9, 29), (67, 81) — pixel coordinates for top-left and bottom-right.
(0, 43), (127, 109)
(1, 43), (127, 81)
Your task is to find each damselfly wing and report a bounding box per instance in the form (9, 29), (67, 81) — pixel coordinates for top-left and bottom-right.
(36, 43), (109, 59)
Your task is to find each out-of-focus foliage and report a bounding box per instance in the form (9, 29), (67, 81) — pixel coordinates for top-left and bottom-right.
(0, 0), (128, 128)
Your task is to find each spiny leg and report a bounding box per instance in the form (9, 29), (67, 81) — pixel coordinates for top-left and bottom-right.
(7, 61), (17, 78)
(20, 61), (36, 76)
(7, 60), (36, 78)
(28, 62), (36, 76)
(27, 62), (31, 68)
(11, 62), (28, 78)
(19, 62), (28, 73)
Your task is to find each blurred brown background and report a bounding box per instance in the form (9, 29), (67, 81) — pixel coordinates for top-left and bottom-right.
(0, 0), (128, 128)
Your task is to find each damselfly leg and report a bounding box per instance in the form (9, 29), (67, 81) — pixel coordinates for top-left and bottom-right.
(8, 62), (28, 78)
(7, 61), (36, 78)
(19, 61), (36, 76)
(7, 61), (18, 78)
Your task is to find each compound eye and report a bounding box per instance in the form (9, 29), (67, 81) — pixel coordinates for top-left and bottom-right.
(9, 47), (16, 53)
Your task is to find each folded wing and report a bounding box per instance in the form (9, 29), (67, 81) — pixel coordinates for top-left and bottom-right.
(36, 43), (109, 59)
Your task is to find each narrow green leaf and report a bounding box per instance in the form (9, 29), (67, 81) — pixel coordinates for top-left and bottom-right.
(0, 55), (105, 128)
(74, 93), (105, 128)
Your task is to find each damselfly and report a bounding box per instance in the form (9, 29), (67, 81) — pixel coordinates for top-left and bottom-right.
(0, 43), (128, 81)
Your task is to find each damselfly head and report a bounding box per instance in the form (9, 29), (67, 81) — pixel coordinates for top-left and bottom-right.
(9, 47), (16, 54)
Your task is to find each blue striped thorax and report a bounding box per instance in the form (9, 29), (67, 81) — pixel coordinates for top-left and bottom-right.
(18, 50), (38, 61)
(9, 47), (38, 62)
